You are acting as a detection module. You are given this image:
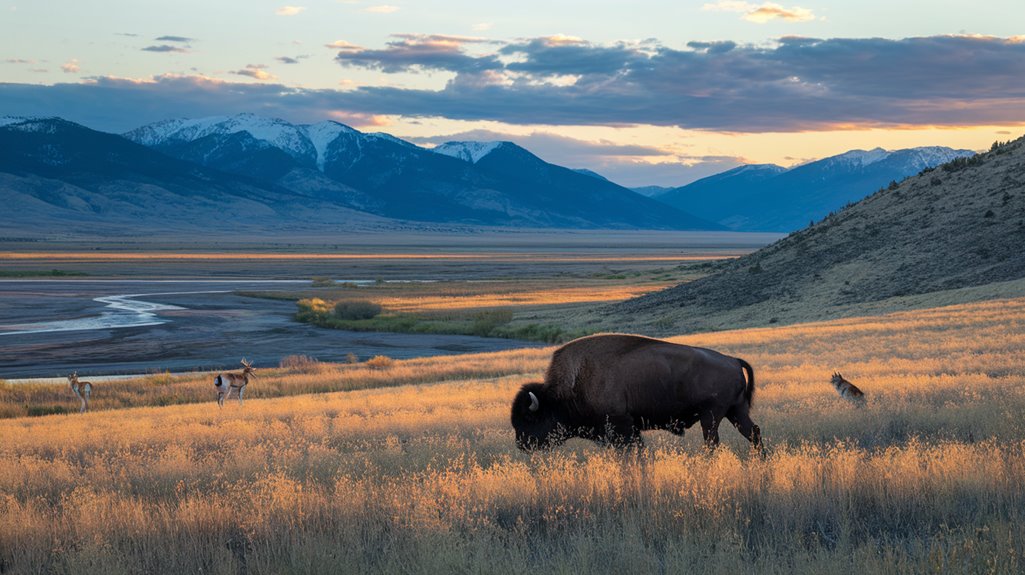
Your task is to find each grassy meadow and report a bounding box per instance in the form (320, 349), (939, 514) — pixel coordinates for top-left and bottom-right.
(3, 297), (1025, 573)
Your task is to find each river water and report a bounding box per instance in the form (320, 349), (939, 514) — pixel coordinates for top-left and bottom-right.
(0, 280), (536, 378)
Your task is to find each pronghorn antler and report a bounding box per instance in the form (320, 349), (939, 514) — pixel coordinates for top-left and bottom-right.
(241, 358), (251, 368)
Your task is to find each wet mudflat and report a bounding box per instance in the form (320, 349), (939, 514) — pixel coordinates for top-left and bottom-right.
(0, 280), (536, 378)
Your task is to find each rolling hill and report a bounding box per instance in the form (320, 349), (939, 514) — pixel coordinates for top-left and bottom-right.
(605, 137), (1025, 333)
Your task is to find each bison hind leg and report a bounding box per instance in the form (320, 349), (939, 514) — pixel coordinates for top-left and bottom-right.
(726, 406), (762, 452)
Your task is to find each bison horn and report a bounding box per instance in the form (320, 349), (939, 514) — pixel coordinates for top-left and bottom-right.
(528, 391), (539, 412)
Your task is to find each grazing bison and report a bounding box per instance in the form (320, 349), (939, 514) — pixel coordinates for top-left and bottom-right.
(511, 334), (760, 451)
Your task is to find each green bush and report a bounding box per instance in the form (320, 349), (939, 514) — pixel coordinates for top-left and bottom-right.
(470, 308), (514, 335)
(333, 300), (383, 320)
(27, 405), (69, 417)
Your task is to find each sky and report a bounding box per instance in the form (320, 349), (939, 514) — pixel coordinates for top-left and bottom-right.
(2, 0), (1025, 186)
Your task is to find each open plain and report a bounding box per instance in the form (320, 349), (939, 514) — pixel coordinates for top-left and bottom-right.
(2, 295), (1024, 573)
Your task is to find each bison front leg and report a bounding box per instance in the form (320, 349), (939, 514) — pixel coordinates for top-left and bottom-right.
(700, 412), (721, 451)
(600, 416), (645, 449)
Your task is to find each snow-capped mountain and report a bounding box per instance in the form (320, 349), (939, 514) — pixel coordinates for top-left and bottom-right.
(656, 146), (976, 232)
(120, 114), (716, 230)
(431, 141), (507, 163)
(124, 113), (384, 171)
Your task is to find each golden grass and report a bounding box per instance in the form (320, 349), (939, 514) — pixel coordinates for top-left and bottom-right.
(376, 284), (672, 312)
(3, 297), (1025, 573)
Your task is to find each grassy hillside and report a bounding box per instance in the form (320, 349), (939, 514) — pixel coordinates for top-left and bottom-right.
(3, 296), (1025, 573)
(606, 138), (1025, 335)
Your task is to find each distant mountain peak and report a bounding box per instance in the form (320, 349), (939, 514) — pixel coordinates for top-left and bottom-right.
(124, 113), (375, 171)
(830, 147), (890, 167)
(431, 141), (509, 163)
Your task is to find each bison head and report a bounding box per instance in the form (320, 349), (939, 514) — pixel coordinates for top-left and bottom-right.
(510, 383), (565, 451)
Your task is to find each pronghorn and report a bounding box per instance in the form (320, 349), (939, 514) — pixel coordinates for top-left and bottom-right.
(214, 358), (256, 407)
(830, 372), (866, 404)
(67, 372), (93, 413)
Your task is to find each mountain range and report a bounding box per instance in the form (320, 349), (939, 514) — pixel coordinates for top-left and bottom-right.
(120, 114), (714, 231)
(654, 147), (975, 232)
(608, 137), (1025, 334)
(0, 112), (983, 237)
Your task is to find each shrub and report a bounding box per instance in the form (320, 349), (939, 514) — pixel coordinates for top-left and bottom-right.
(311, 277), (335, 287)
(333, 300), (382, 320)
(345, 353), (359, 364)
(470, 308), (514, 335)
(296, 298), (331, 322)
(27, 405), (68, 417)
(279, 354), (322, 373)
(365, 355), (393, 369)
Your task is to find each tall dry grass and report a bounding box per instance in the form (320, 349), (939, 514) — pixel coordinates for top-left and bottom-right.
(2, 297), (1025, 573)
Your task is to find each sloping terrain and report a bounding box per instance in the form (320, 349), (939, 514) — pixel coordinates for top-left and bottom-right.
(607, 138), (1025, 333)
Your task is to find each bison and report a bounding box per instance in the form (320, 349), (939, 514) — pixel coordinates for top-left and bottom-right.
(511, 334), (760, 451)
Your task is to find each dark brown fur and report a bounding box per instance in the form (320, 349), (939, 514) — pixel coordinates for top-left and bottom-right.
(511, 334), (760, 450)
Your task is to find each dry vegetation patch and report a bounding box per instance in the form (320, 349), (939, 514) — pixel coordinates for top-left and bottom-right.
(3, 297), (1025, 573)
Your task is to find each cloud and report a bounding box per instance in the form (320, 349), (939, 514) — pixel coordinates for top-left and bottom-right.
(703, 1), (815, 23)
(364, 5), (399, 13)
(275, 5), (306, 16)
(276, 56), (301, 64)
(333, 34), (502, 73)
(325, 40), (362, 50)
(155, 35), (193, 43)
(142, 45), (189, 53)
(325, 34), (1025, 131)
(233, 65), (275, 81)
(60, 59), (79, 73)
(5, 58), (35, 64)
(5, 35), (1025, 135)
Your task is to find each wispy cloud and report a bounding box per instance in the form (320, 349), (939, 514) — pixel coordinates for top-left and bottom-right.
(142, 45), (189, 53)
(325, 40), (361, 50)
(5, 58), (35, 64)
(275, 5), (306, 16)
(155, 35), (193, 43)
(703, 1), (815, 23)
(364, 5), (399, 13)
(233, 64), (275, 81)
(334, 34), (501, 73)
(276, 56), (301, 64)
(60, 59), (79, 73)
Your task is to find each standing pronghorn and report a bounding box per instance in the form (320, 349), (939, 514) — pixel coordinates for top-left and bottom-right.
(67, 372), (93, 413)
(830, 372), (866, 404)
(214, 358), (256, 407)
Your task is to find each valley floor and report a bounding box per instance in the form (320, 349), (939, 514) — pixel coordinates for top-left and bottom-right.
(2, 296), (1024, 573)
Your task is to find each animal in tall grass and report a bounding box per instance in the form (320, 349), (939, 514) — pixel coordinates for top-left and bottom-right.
(510, 334), (760, 451)
(214, 359), (256, 407)
(830, 372), (866, 404)
(67, 372), (92, 413)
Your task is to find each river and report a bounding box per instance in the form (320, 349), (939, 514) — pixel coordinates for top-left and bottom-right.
(0, 280), (536, 378)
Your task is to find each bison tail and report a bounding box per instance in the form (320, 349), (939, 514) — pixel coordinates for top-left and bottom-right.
(738, 358), (755, 407)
